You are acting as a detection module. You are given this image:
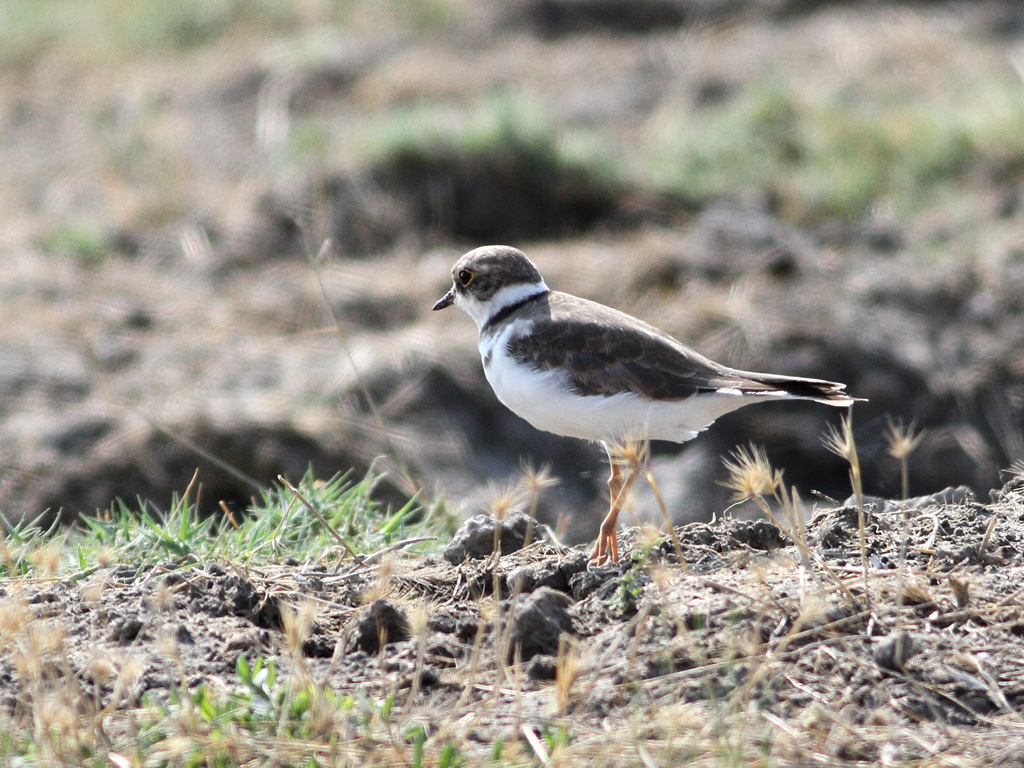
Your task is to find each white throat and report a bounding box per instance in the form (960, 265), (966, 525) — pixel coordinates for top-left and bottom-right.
(455, 280), (548, 332)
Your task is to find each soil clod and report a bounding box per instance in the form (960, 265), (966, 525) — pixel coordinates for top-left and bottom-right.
(347, 600), (410, 654)
(443, 512), (533, 563)
(507, 586), (575, 661)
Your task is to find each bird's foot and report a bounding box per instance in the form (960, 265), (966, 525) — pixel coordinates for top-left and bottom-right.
(589, 527), (619, 565)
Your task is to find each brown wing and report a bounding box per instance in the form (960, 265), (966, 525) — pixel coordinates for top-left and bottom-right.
(506, 292), (857, 403)
(506, 293), (747, 399)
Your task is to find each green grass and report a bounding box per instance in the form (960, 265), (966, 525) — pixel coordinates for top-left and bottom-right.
(0, 0), (465, 66)
(138, 658), (384, 767)
(649, 76), (1024, 221)
(0, 468), (463, 766)
(0, 0), (284, 64)
(38, 221), (112, 265)
(1, 469), (454, 581)
(359, 94), (623, 190)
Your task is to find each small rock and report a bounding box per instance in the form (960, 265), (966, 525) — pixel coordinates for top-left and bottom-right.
(429, 613), (457, 634)
(569, 564), (620, 600)
(840, 487), (974, 515)
(49, 414), (113, 454)
(456, 617), (482, 642)
(224, 628), (270, 653)
(111, 564), (138, 584)
(347, 600), (410, 654)
(508, 587), (575, 662)
(525, 654), (558, 681)
(506, 548), (588, 593)
(91, 334), (138, 370)
(399, 667), (440, 691)
(873, 632), (916, 671)
(110, 617), (145, 645)
(443, 512), (533, 564)
(34, 345), (93, 400)
(0, 346), (33, 397)
(726, 519), (787, 551)
(302, 627), (336, 658)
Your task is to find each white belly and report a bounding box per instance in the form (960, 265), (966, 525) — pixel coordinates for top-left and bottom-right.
(480, 328), (767, 444)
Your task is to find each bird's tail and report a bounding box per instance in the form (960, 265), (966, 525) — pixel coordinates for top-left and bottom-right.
(737, 371), (864, 407)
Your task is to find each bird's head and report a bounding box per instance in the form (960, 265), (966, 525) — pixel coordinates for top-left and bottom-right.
(433, 245), (547, 330)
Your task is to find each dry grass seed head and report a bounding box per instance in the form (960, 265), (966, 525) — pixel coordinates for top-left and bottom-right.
(87, 655), (118, 687)
(477, 596), (495, 623)
(948, 651), (982, 674)
(36, 690), (78, 740)
(0, 600), (30, 648)
(555, 637), (581, 714)
(28, 542), (61, 577)
(362, 557), (396, 604)
(0, 537), (19, 573)
(822, 413), (857, 463)
(898, 580), (934, 606)
(14, 620), (65, 680)
(152, 578), (177, 611)
(407, 599), (430, 638)
(95, 547), (118, 569)
(792, 596), (830, 635)
(608, 437), (649, 472)
(649, 564), (673, 589)
(27, 619), (65, 657)
(486, 482), (521, 521)
(114, 653), (146, 693)
(638, 523), (663, 551)
(948, 575), (970, 608)
(722, 444), (782, 501)
(156, 628), (181, 663)
(518, 458), (558, 495)
(283, 599), (321, 653)
(885, 417), (925, 460)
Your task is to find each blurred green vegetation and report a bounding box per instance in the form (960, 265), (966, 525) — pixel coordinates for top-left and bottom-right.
(649, 76), (1024, 221)
(5, 0), (1023, 239)
(0, 0), (462, 65)
(359, 95), (621, 187)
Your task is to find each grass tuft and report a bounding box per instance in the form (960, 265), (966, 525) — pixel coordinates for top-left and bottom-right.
(0, 469), (452, 583)
(885, 417), (925, 502)
(823, 411), (870, 607)
(722, 444), (783, 503)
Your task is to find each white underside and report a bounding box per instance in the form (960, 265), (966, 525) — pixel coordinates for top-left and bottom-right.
(480, 321), (785, 444)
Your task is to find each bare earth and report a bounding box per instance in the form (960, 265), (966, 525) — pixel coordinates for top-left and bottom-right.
(6, 478), (1024, 764)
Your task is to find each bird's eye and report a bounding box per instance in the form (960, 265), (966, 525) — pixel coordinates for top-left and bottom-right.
(457, 269), (474, 286)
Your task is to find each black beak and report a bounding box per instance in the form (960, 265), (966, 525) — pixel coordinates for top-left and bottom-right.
(433, 288), (455, 311)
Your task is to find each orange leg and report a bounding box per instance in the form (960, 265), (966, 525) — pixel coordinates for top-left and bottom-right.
(589, 451), (638, 564)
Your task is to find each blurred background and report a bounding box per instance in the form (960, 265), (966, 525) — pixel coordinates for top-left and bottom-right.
(2, 0), (1023, 541)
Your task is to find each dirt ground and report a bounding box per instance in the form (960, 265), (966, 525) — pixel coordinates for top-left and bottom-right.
(5, 476), (1024, 763)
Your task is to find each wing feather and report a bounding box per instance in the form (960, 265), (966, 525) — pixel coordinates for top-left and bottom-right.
(506, 293), (738, 399)
(504, 292), (855, 404)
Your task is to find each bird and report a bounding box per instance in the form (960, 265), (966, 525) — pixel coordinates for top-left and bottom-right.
(433, 245), (859, 564)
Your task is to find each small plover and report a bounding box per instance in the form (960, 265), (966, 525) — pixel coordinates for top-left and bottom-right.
(434, 245), (858, 564)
